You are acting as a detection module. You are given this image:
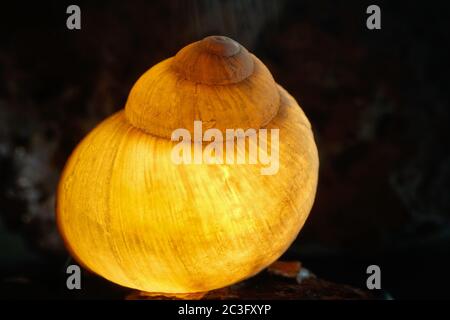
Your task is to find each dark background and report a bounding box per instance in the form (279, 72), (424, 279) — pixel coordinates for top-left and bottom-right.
(0, 0), (449, 299)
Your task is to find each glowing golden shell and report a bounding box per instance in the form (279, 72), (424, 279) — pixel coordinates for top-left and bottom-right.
(56, 36), (319, 294)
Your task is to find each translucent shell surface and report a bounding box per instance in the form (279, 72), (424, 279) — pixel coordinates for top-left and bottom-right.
(57, 36), (319, 294)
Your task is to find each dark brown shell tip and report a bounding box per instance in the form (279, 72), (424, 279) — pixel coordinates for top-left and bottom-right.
(202, 35), (240, 57)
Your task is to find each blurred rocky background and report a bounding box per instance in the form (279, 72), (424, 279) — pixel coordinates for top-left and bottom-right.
(0, 0), (449, 299)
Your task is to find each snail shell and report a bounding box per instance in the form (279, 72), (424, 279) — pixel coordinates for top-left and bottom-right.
(57, 36), (319, 294)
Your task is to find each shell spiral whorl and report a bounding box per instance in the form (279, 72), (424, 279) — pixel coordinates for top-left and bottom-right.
(124, 36), (280, 139)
